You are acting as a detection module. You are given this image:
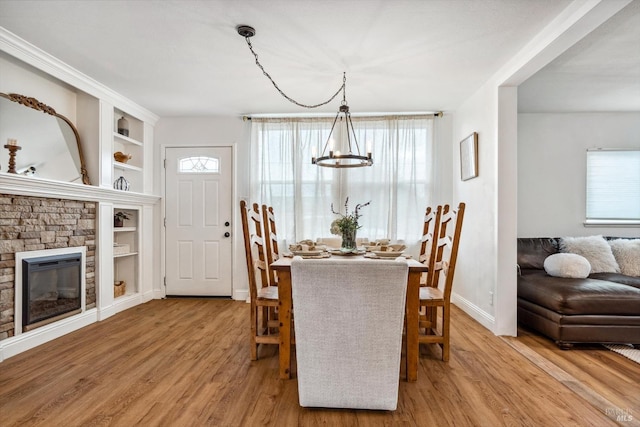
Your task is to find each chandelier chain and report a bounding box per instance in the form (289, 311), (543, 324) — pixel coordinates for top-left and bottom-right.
(244, 36), (345, 109)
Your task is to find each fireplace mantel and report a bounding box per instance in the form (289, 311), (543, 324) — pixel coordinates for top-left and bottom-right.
(0, 174), (159, 206)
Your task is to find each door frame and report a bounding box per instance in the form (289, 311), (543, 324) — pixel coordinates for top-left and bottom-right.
(160, 143), (243, 299)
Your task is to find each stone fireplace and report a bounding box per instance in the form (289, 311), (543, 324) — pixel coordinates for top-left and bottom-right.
(0, 194), (96, 341)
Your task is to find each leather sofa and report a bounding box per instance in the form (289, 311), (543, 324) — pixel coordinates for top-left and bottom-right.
(517, 237), (640, 349)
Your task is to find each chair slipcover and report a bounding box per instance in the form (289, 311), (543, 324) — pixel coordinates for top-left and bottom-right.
(290, 257), (409, 410)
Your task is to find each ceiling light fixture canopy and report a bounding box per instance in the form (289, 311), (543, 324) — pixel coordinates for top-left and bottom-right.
(237, 25), (373, 169)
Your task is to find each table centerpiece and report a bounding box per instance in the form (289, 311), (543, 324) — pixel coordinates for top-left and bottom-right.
(330, 197), (370, 252)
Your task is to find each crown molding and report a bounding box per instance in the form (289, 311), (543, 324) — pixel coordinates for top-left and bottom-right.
(0, 26), (159, 125)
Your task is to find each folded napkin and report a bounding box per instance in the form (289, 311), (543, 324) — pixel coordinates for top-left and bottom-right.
(289, 242), (318, 252)
(365, 242), (406, 252)
(378, 244), (406, 252)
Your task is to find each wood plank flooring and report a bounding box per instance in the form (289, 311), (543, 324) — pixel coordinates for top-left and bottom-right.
(0, 299), (638, 426)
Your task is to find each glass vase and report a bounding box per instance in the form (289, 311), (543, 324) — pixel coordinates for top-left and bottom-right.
(341, 229), (357, 252)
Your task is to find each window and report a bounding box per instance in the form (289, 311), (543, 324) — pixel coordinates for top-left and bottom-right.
(178, 156), (219, 173)
(250, 116), (435, 251)
(586, 149), (640, 223)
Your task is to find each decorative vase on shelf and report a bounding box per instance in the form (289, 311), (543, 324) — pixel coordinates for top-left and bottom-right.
(113, 176), (130, 191)
(117, 116), (129, 137)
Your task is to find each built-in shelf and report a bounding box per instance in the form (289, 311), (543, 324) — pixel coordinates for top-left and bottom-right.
(112, 110), (144, 192)
(113, 132), (143, 146)
(113, 162), (143, 172)
(114, 251), (139, 259)
(113, 207), (139, 298)
(114, 291), (140, 301)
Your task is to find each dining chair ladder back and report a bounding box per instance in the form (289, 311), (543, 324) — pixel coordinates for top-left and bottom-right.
(419, 205), (442, 287)
(262, 204), (280, 285)
(240, 200), (279, 360)
(417, 202), (466, 362)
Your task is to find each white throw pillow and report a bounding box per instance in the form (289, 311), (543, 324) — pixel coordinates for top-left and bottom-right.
(608, 239), (640, 277)
(543, 253), (591, 279)
(560, 235), (620, 274)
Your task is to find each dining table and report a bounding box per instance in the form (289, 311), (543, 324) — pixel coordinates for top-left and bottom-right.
(270, 254), (428, 382)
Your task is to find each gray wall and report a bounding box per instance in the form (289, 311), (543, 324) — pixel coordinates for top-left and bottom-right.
(518, 112), (640, 238)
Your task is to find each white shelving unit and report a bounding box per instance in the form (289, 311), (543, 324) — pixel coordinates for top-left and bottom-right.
(0, 27), (162, 358)
(112, 111), (144, 193)
(113, 208), (140, 298)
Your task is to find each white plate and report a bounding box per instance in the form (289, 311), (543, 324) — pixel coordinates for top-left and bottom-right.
(292, 250), (323, 256)
(372, 250), (404, 257)
(329, 249), (365, 256)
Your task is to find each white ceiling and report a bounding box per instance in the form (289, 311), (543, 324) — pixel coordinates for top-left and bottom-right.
(519, 0), (640, 113)
(0, 0), (638, 117)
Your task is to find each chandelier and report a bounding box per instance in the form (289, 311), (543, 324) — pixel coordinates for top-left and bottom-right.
(237, 25), (373, 169)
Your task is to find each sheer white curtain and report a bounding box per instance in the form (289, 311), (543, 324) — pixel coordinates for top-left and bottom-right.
(250, 115), (435, 254)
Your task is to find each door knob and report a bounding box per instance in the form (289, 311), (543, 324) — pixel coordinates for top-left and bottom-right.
(224, 232), (230, 237)
(225, 221), (230, 227)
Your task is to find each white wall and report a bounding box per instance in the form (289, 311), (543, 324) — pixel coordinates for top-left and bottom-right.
(153, 117), (252, 300)
(0, 54), (77, 119)
(518, 112), (640, 238)
(451, 83), (503, 332)
(432, 114), (454, 207)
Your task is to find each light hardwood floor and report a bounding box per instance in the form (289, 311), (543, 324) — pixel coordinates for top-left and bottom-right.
(1, 299), (638, 426)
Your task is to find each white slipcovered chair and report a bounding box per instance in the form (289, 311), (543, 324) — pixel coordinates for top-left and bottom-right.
(290, 257), (409, 410)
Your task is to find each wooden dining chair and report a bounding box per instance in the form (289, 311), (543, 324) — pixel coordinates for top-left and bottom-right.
(418, 205), (442, 287)
(240, 200), (279, 360)
(261, 204), (280, 285)
(417, 202), (465, 362)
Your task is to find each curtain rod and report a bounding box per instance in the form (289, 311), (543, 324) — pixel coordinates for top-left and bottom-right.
(243, 112), (443, 121)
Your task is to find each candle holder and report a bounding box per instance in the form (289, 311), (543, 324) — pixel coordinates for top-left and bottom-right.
(4, 144), (22, 174)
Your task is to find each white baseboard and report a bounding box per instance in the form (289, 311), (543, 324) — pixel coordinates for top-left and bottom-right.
(233, 289), (249, 301)
(0, 308), (98, 362)
(452, 292), (495, 333)
(142, 290), (155, 303)
(112, 293), (144, 312)
(97, 294), (142, 320)
(97, 304), (117, 321)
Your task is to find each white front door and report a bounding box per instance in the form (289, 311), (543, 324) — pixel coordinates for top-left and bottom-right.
(165, 147), (233, 296)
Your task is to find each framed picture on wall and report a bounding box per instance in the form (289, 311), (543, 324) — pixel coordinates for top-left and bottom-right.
(460, 132), (478, 181)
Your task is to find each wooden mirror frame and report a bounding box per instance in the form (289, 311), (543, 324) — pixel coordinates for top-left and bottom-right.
(0, 92), (91, 185)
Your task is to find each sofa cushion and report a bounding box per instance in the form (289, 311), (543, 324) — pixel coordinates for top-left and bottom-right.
(608, 239), (640, 277)
(543, 253), (591, 279)
(517, 238), (560, 270)
(560, 235), (620, 273)
(589, 272), (640, 290)
(518, 270), (640, 315)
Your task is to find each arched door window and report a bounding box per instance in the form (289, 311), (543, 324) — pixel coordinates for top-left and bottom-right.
(178, 156), (220, 173)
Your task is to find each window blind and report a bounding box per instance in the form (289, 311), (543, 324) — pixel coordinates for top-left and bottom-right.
(586, 149), (640, 221)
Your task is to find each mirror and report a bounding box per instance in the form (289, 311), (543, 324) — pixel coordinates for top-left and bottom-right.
(0, 93), (90, 184)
